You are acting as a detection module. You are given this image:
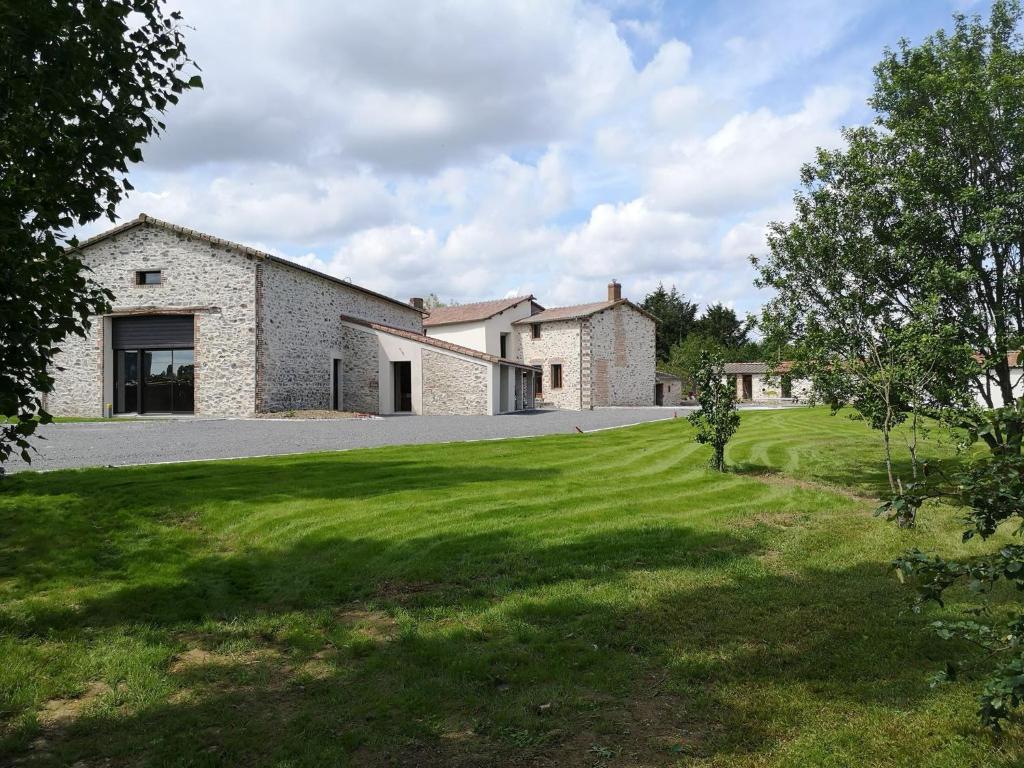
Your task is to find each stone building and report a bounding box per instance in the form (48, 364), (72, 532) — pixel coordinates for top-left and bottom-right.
(723, 361), (811, 403)
(420, 281), (658, 410)
(514, 282), (657, 409)
(655, 371), (684, 406)
(424, 295), (542, 361)
(47, 215), (535, 418)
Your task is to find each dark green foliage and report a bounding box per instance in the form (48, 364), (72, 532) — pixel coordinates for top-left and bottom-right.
(757, 0), (1024, 453)
(694, 303), (749, 349)
(641, 283), (698, 362)
(687, 346), (740, 472)
(0, 1), (199, 466)
(885, 401), (1024, 728)
(756, 0), (1024, 729)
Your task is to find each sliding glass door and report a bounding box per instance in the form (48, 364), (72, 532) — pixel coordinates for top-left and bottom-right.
(114, 349), (194, 414)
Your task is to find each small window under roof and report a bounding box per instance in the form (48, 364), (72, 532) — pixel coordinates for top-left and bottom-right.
(136, 270), (162, 285)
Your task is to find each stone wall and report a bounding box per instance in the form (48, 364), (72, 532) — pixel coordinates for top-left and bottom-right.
(518, 320), (584, 410)
(47, 224), (258, 417)
(736, 373), (812, 402)
(340, 325), (379, 413)
(258, 259), (422, 411)
(421, 349), (489, 415)
(657, 378), (683, 406)
(588, 304), (655, 407)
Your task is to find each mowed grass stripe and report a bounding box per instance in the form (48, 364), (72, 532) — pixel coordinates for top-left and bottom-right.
(0, 408), (1019, 768)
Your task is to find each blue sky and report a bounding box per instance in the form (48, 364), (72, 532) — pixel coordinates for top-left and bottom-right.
(94, 0), (989, 314)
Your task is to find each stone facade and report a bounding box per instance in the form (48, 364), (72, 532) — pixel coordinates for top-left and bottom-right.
(340, 325), (380, 413)
(518, 320), (584, 410)
(47, 224), (258, 417)
(734, 372), (812, 402)
(421, 349), (490, 415)
(515, 303), (655, 410)
(589, 304), (656, 406)
(258, 259), (421, 411)
(47, 219), (425, 418)
(656, 374), (683, 406)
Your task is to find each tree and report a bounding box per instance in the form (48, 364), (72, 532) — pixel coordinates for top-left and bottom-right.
(687, 346), (741, 472)
(694, 303), (749, 349)
(885, 402), (1024, 729)
(757, 0), (1024, 727)
(757, 0), (1024, 454)
(0, 1), (199, 466)
(641, 283), (698, 362)
(423, 293), (459, 310)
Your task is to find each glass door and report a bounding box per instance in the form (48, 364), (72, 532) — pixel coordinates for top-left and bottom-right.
(172, 350), (194, 412)
(115, 348), (194, 414)
(115, 350), (140, 413)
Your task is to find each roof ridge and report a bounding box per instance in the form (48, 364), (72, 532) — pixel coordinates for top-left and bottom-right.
(72, 214), (426, 315)
(422, 294), (538, 327)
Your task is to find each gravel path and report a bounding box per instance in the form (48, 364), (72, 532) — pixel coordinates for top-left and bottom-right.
(6, 407), (702, 473)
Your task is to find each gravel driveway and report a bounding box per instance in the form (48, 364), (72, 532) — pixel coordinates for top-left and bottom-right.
(6, 407), (698, 473)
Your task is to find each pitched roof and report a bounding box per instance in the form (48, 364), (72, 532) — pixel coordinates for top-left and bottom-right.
(340, 315), (540, 371)
(423, 296), (535, 327)
(511, 299), (657, 325)
(976, 351), (1022, 367)
(73, 214), (426, 315)
(655, 370), (682, 381)
(724, 361), (794, 374)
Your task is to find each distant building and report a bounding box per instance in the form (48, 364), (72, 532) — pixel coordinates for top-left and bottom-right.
(723, 361), (811, 403)
(424, 281), (658, 410)
(655, 370), (684, 406)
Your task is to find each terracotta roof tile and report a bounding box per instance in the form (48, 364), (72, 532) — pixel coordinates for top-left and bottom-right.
(512, 299), (658, 325)
(723, 361), (794, 374)
(340, 315), (539, 371)
(423, 296), (535, 327)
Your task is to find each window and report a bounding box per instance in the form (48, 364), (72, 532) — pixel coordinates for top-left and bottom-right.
(531, 323), (541, 339)
(500, 333), (509, 358)
(136, 270), (162, 285)
(550, 363), (563, 389)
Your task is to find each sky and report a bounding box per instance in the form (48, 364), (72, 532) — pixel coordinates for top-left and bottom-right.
(88, 0), (989, 315)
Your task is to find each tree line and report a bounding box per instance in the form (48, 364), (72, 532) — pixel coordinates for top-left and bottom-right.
(639, 284), (761, 387)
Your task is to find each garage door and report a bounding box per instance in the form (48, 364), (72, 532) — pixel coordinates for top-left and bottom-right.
(112, 315), (194, 349)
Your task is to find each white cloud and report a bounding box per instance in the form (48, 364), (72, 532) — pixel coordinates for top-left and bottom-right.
(92, 0), (939, 315)
(648, 86), (853, 215)
(559, 198), (709, 278)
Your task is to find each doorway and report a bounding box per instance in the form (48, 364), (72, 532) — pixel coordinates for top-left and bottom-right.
(332, 359), (342, 410)
(392, 361), (412, 412)
(655, 382), (664, 405)
(741, 374), (753, 400)
(114, 348), (194, 414)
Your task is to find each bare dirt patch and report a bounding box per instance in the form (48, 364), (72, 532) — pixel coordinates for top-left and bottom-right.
(337, 607), (399, 643)
(374, 579), (441, 602)
(733, 511), (803, 529)
(38, 681), (112, 729)
(742, 470), (876, 502)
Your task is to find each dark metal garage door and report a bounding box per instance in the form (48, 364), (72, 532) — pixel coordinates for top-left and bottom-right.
(112, 315), (194, 349)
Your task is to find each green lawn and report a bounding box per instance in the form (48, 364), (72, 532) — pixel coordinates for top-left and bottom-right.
(0, 408), (1019, 767)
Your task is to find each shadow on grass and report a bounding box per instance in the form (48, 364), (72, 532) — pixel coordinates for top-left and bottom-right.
(1, 523), (754, 634)
(5, 552), (1001, 768)
(0, 456), (562, 592)
(0, 439), (1011, 766)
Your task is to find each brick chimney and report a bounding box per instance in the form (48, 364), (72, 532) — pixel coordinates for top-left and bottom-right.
(409, 297), (425, 310)
(607, 280), (622, 302)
